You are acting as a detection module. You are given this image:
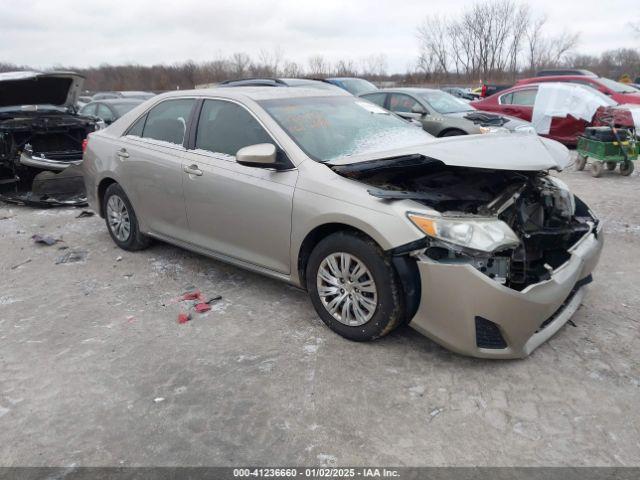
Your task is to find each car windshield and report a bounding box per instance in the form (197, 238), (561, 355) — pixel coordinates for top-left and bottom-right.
(598, 78), (638, 93)
(418, 91), (474, 114)
(259, 96), (431, 162)
(337, 79), (378, 95)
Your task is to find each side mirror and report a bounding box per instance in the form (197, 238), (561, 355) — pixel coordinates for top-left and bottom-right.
(236, 143), (278, 168)
(411, 104), (427, 116)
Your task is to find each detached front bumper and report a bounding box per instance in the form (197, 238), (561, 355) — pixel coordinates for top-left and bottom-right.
(409, 225), (604, 359)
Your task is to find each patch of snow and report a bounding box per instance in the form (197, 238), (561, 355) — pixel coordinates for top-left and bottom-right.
(316, 453), (337, 467)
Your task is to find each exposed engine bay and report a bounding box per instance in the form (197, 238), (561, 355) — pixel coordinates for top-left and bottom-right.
(0, 71), (97, 207)
(0, 110), (96, 206)
(332, 155), (598, 291)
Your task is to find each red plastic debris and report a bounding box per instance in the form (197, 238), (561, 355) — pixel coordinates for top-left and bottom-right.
(182, 290), (203, 301)
(194, 302), (211, 313)
(177, 313), (191, 324)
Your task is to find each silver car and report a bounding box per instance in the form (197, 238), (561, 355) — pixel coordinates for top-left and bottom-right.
(360, 88), (534, 137)
(82, 87), (602, 359)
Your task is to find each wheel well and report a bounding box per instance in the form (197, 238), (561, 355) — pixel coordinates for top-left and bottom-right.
(297, 223), (371, 288)
(438, 128), (467, 137)
(297, 223), (422, 324)
(97, 178), (117, 217)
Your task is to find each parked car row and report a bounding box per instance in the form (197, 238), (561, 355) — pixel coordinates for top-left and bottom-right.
(81, 82), (603, 359)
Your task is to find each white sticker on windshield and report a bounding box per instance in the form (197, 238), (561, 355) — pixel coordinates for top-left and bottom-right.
(355, 101), (389, 114)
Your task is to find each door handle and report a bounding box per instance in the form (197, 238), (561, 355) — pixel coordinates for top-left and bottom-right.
(183, 164), (203, 176)
(117, 148), (129, 159)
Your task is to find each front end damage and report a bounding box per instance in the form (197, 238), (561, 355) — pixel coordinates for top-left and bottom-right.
(332, 156), (603, 358)
(0, 112), (96, 207)
(0, 71), (97, 207)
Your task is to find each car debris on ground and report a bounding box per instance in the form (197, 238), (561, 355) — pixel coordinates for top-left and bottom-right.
(176, 288), (222, 324)
(31, 233), (62, 246)
(55, 249), (87, 264)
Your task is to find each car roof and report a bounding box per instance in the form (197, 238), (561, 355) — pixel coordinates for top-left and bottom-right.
(535, 69), (597, 77)
(154, 86), (350, 101)
(518, 75), (600, 84)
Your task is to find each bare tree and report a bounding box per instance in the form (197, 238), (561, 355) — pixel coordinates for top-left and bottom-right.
(231, 52), (252, 77)
(334, 58), (357, 76)
(360, 54), (388, 77)
(417, 15), (450, 78)
(307, 54), (329, 76)
(282, 60), (304, 77)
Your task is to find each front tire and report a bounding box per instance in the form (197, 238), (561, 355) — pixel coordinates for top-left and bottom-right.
(103, 183), (150, 251)
(306, 232), (405, 341)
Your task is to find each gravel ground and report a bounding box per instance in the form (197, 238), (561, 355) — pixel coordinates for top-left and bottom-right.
(0, 165), (638, 467)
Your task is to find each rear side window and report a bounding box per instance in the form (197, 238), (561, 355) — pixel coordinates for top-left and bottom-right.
(509, 89), (537, 106)
(195, 100), (273, 156)
(141, 99), (195, 145)
(127, 115), (146, 137)
(361, 93), (387, 108)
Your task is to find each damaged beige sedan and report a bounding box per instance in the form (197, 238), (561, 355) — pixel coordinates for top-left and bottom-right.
(82, 87), (603, 358)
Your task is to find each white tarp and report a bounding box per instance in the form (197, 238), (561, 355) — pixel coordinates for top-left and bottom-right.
(531, 83), (616, 134)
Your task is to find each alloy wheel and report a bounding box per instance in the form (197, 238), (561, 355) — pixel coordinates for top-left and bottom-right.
(106, 195), (131, 242)
(316, 252), (378, 326)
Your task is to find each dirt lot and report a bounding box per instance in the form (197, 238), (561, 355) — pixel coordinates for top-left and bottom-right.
(0, 165), (639, 467)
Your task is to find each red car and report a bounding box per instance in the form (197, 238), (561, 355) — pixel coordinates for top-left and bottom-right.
(516, 75), (640, 105)
(471, 83), (636, 146)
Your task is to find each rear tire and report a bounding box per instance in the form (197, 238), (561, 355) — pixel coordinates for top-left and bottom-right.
(306, 232), (405, 341)
(103, 183), (150, 251)
(575, 154), (587, 171)
(591, 160), (604, 178)
(620, 161), (635, 176)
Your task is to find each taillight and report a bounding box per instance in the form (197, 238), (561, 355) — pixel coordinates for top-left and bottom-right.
(82, 138), (89, 153)
(481, 84), (487, 97)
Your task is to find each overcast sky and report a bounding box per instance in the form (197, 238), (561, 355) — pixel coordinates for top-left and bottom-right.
(1, 0), (637, 73)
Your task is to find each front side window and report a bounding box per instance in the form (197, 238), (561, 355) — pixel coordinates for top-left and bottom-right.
(195, 100), (273, 157)
(141, 99), (195, 145)
(259, 96), (431, 162)
(388, 93), (421, 113)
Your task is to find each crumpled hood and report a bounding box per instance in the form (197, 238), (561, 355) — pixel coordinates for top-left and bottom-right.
(446, 110), (530, 129)
(0, 71), (84, 108)
(327, 132), (571, 171)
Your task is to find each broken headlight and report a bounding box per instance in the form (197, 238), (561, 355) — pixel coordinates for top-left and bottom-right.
(407, 213), (520, 253)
